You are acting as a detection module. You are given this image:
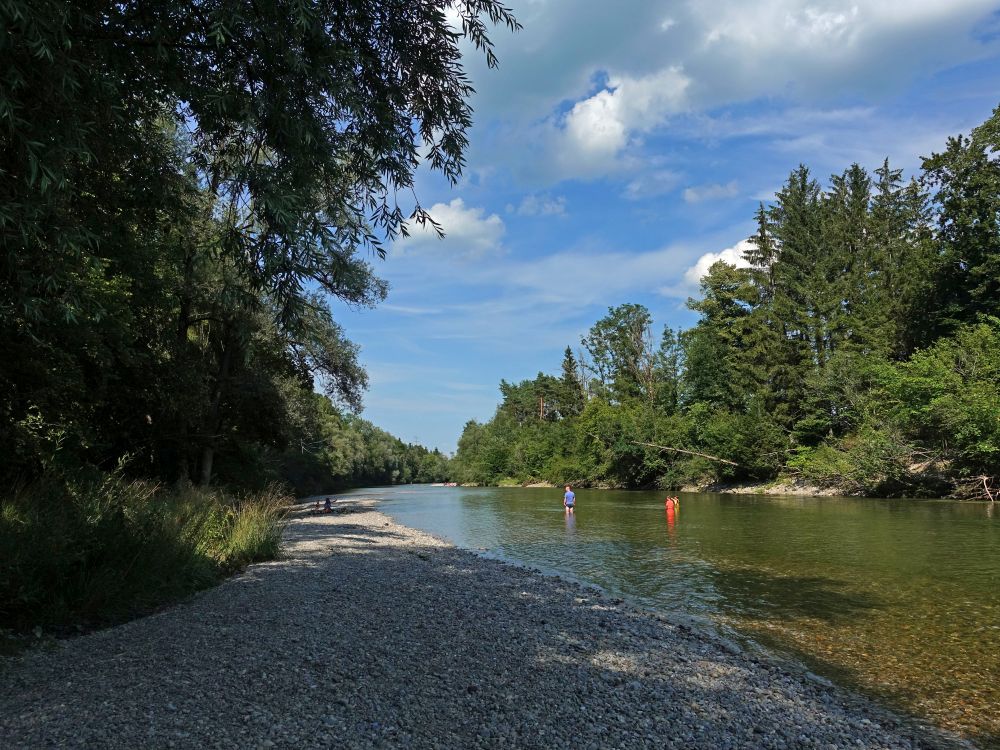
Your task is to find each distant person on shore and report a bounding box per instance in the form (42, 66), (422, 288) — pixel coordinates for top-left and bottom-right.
(563, 485), (575, 514)
(323, 497), (333, 513)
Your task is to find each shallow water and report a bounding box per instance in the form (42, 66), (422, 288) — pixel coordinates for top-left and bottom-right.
(356, 485), (1000, 746)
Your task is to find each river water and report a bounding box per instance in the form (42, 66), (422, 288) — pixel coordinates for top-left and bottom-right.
(353, 485), (999, 746)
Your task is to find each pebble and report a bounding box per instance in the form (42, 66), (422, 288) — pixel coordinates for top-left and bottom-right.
(0, 503), (969, 750)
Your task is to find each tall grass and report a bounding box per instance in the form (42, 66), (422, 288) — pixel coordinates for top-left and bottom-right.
(0, 475), (289, 632)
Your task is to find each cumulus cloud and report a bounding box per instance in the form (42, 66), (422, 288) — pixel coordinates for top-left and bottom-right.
(666, 239), (754, 297)
(683, 180), (740, 203)
(553, 67), (690, 177)
(458, 0), (998, 183)
(465, 0), (997, 119)
(393, 199), (505, 259)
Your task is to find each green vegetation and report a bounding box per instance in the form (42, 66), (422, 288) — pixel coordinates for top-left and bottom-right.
(1, 1), (514, 629)
(280, 395), (452, 495)
(0, 476), (287, 631)
(453, 106), (1000, 500)
(2, 0), (513, 490)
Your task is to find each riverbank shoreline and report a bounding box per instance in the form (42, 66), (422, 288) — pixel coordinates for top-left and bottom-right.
(680, 479), (852, 496)
(464, 479), (854, 497)
(469, 478), (956, 499)
(1, 497), (969, 748)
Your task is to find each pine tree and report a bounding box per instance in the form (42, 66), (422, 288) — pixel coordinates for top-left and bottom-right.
(766, 165), (824, 427)
(684, 261), (757, 410)
(922, 106), (1000, 335)
(823, 163), (872, 355)
(867, 160), (936, 359)
(745, 203), (780, 303)
(559, 346), (585, 417)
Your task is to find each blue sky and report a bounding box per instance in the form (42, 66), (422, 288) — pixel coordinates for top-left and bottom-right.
(334, 0), (1000, 452)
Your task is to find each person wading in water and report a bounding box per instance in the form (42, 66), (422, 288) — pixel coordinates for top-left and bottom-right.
(563, 485), (576, 514)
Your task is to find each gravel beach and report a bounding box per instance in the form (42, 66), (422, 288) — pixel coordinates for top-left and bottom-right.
(0, 499), (970, 749)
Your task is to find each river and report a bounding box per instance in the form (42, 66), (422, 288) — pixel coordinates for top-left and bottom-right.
(349, 485), (999, 747)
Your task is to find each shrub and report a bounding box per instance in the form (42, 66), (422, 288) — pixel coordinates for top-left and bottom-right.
(0, 475), (289, 631)
(787, 444), (854, 487)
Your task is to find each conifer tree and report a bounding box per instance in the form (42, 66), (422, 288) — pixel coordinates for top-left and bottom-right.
(559, 346), (585, 417)
(766, 165), (824, 426)
(922, 106), (1000, 335)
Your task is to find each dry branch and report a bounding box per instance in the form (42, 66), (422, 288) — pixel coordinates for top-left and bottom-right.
(584, 432), (741, 467)
(629, 440), (741, 467)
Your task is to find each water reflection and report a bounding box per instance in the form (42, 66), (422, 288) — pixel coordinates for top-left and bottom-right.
(369, 485), (1000, 745)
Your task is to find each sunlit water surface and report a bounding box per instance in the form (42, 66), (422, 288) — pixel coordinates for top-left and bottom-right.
(346, 485), (1000, 746)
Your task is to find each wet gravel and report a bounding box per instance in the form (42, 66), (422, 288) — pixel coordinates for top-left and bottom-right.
(0, 501), (972, 749)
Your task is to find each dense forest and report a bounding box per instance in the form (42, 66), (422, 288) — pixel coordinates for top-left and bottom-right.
(0, 1), (518, 494)
(453, 106), (1000, 500)
(0, 1), (514, 628)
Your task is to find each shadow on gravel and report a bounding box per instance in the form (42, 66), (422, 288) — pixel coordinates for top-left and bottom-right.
(248, 518), (957, 749)
(0, 514), (966, 750)
(285, 518), (407, 547)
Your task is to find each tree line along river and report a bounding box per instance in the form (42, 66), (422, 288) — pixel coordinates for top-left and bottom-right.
(360, 485), (1000, 748)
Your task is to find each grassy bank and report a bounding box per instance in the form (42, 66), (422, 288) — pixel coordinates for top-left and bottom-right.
(0, 475), (288, 636)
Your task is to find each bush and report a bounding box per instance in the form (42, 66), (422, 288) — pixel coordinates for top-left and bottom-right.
(787, 427), (930, 496)
(0, 475), (288, 631)
(787, 444), (854, 487)
(881, 319), (1000, 477)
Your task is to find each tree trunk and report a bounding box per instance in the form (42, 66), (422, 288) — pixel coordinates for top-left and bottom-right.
(172, 247), (197, 483)
(199, 324), (234, 486)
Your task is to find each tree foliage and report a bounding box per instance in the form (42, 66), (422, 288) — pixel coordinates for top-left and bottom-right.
(455, 105), (1000, 499)
(2, 0), (517, 488)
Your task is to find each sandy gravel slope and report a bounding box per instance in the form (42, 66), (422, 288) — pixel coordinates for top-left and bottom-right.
(0, 501), (969, 749)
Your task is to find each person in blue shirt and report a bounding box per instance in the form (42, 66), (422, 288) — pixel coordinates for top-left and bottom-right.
(563, 485), (576, 514)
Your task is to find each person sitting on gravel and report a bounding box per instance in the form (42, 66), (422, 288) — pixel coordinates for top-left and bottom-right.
(323, 497), (333, 513)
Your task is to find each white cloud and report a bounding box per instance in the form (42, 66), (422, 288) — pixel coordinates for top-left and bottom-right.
(553, 67), (690, 177)
(666, 239), (754, 297)
(393, 199), (505, 259)
(457, 0), (998, 184)
(369, 228), (735, 352)
(683, 180), (740, 203)
(514, 193), (567, 216)
(467, 1), (999, 120)
(624, 169), (683, 200)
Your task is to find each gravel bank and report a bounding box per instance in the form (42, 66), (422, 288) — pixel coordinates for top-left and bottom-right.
(0, 500), (970, 749)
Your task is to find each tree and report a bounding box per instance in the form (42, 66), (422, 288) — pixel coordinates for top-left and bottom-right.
(866, 160), (936, 359)
(922, 105), (1000, 335)
(653, 328), (683, 414)
(559, 346), (586, 417)
(683, 261), (757, 411)
(1, 0), (519, 485)
(581, 304), (658, 404)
